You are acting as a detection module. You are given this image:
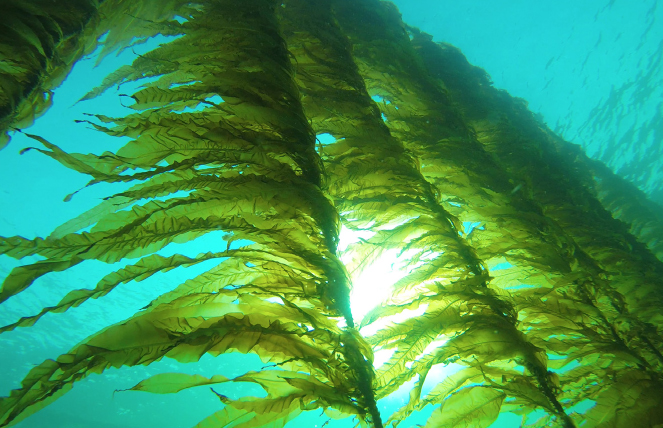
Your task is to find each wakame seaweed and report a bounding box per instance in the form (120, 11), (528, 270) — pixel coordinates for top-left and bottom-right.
(1, 0), (662, 427)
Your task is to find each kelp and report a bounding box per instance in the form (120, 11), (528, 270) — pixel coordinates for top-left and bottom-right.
(1, 0), (663, 427)
(0, 0), (191, 149)
(0, 0), (376, 426)
(281, 2), (577, 427)
(409, 32), (663, 425)
(411, 33), (663, 337)
(0, 0), (99, 148)
(553, 143), (663, 263)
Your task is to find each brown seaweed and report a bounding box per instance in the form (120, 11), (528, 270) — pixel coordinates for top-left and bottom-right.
(1, 1), (662, 427)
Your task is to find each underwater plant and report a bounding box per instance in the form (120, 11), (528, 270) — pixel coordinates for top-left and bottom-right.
(1, 0), (662, 427)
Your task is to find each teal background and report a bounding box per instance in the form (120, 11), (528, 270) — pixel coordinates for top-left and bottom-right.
(1, 1), (661, 427)
(392, 0), (663, 205)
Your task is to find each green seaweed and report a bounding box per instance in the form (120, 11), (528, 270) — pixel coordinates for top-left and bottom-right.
(1, 0), (662, 427)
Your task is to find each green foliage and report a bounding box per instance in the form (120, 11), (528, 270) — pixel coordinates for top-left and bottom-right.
(1, 0), (663, 427)
(424, 386), (505, 428)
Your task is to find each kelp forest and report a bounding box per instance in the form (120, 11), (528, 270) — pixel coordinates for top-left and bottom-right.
(1, 0), (663, 427)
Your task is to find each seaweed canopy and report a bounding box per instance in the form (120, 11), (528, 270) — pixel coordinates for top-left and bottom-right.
(1, 0), (663, 428)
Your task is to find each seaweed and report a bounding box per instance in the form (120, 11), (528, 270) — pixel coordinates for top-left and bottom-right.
(1, 0), (662, 427)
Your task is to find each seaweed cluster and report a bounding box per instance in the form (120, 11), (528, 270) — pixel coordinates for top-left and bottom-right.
(1, 0), (662, 427)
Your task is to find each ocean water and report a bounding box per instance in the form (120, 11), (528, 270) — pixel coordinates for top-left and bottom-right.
(0, 1), (661, 427)
(392, 0), (663, 206)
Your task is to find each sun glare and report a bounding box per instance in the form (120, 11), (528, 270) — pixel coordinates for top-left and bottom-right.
(349, 247), (407, 320)
(338, 225), (424, 327)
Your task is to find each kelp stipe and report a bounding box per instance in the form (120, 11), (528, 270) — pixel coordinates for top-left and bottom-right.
(1, 0), (663, 427)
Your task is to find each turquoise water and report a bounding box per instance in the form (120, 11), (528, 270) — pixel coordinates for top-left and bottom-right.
(1, 1), (660, 427)
(392, 0), (663, 206)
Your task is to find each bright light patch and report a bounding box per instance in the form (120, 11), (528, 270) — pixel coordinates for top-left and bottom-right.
(372, 348), (397, 369)
(360, 304), (429, 337)
(338, 225), (394, 322)
(420, 362), (465, 397)
(418, 336), (450, 360)
(349, 248), (406, 322)
(337, 225), (376, 252)
(337, 225), (432, 328)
